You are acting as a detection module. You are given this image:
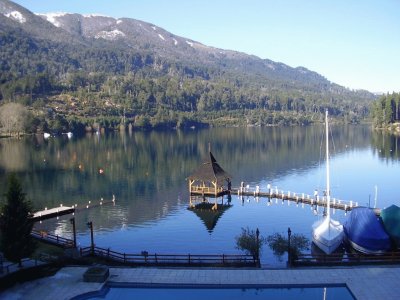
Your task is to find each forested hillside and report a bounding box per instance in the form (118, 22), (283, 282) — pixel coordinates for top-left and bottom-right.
(371, 92), (400, 130)
(0, 0), (377, 135)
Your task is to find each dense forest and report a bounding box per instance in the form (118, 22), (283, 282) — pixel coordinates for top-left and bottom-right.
(0, 31), (374, 135)
(0, 1), (378, 135)
(371, 92), (400, 129)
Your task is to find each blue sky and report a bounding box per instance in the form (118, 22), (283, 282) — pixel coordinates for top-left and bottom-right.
(13, 0), (400, 93)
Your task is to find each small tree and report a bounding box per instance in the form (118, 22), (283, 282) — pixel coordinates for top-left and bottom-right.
(235, 227), (266, 262)
(0, 174), (36, 266)
(0, 103), (29, 137)
(267, 232), (309, 262)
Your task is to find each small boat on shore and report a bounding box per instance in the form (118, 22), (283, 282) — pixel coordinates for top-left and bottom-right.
(344, 207), (391, 254)
(380, 204), (400, 248)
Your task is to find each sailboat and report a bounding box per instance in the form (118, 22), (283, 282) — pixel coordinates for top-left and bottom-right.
(312, 110), (344, 254)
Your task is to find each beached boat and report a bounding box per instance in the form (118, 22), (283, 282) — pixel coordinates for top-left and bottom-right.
(312, 110), (344, 254)
(344, 207), (391, 254)
(380, 204), (400, 248)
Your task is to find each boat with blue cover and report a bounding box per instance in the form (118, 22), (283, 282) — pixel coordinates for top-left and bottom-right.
(344, 207), (391, 254)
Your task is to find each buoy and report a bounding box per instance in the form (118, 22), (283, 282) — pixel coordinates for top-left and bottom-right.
(99, 168), (104, 174)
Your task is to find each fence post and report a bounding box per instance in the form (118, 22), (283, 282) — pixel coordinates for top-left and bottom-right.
(124, 253), (126, 263)
(222, 254), (225, 264)
(188, 254), (191, 264)
(287, 227), (292, 267)
(155, 253), (158, 264)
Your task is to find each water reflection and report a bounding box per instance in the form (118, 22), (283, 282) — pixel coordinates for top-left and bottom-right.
(0, 127), (364, 204)
(1, 125), (399, 265)
(371, 130), (400, 161)
(188, 195), (232, 233)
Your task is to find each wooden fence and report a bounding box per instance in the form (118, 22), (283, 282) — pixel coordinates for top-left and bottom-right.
(80, 246), (257, 267)
(31, 229), (75, 248)
(292, 251), (400, 267)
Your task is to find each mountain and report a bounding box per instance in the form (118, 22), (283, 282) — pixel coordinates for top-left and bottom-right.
(34, 10), (331, 87)
(0, 0), (377, 133)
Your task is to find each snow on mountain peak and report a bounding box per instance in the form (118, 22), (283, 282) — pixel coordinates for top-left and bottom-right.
(4, 10), (26, 23)
(95, 29), (126, 40)
(36, 12), (68, 27)
(83, 13), (109, 18)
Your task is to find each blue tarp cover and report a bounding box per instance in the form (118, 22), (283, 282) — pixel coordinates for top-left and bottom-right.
(381, 204), (400, 246)
(344, 207), (391, 252)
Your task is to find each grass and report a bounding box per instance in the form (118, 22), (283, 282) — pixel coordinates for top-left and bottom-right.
(31, 240), (66, 260)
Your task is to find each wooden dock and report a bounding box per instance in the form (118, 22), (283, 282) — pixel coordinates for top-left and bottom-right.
(192, 183), (374, 213)
(31, 206), (75, 221)
(31, 195), (117, 222)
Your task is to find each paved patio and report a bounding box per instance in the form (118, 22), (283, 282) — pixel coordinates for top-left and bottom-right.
(1, 266), (400, 299)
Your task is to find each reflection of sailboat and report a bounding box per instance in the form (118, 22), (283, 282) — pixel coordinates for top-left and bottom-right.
(312, 110), (344, 254)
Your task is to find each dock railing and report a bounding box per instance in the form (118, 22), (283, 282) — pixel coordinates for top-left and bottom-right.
(80, 246), (257, 267)
(232, 183), (361, 212)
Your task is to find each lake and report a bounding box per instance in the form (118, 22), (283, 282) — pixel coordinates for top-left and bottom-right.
(0, 125), (399, 266)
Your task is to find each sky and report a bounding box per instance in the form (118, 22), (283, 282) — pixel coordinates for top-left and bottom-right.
(12, 0), (400, 93)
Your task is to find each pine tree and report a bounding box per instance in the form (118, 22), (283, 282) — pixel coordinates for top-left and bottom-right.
(0, 174), (36, 266)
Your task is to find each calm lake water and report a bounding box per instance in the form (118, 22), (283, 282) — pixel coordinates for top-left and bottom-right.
(0, 125), (399, 266)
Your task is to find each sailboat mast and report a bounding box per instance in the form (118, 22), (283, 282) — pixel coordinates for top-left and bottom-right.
(325, 110), (331, 217)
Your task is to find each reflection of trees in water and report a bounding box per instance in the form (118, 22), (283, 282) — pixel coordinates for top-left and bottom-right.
(0, 126), (372, 227)
(370, 130), (400, 161)
(267, 232), (309, 262)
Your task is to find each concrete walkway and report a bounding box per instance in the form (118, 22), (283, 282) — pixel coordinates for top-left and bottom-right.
(1, 266), (400, 299)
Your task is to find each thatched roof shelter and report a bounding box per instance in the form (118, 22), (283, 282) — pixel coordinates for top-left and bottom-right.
(188, 151), (231, 197)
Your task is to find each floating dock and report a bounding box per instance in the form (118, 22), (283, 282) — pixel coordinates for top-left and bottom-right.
(31, 195), (116, 222)
(31, 206), (75, 221)
(191, 183), (380, 213)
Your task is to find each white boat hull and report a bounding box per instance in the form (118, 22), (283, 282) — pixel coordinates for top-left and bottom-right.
(312, 217), (344, 254)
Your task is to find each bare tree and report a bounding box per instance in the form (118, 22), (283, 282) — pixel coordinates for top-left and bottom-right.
(0, 103), (28, 137)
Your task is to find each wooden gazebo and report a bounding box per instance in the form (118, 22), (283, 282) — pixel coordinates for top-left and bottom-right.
(188, 151), (231, 197)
